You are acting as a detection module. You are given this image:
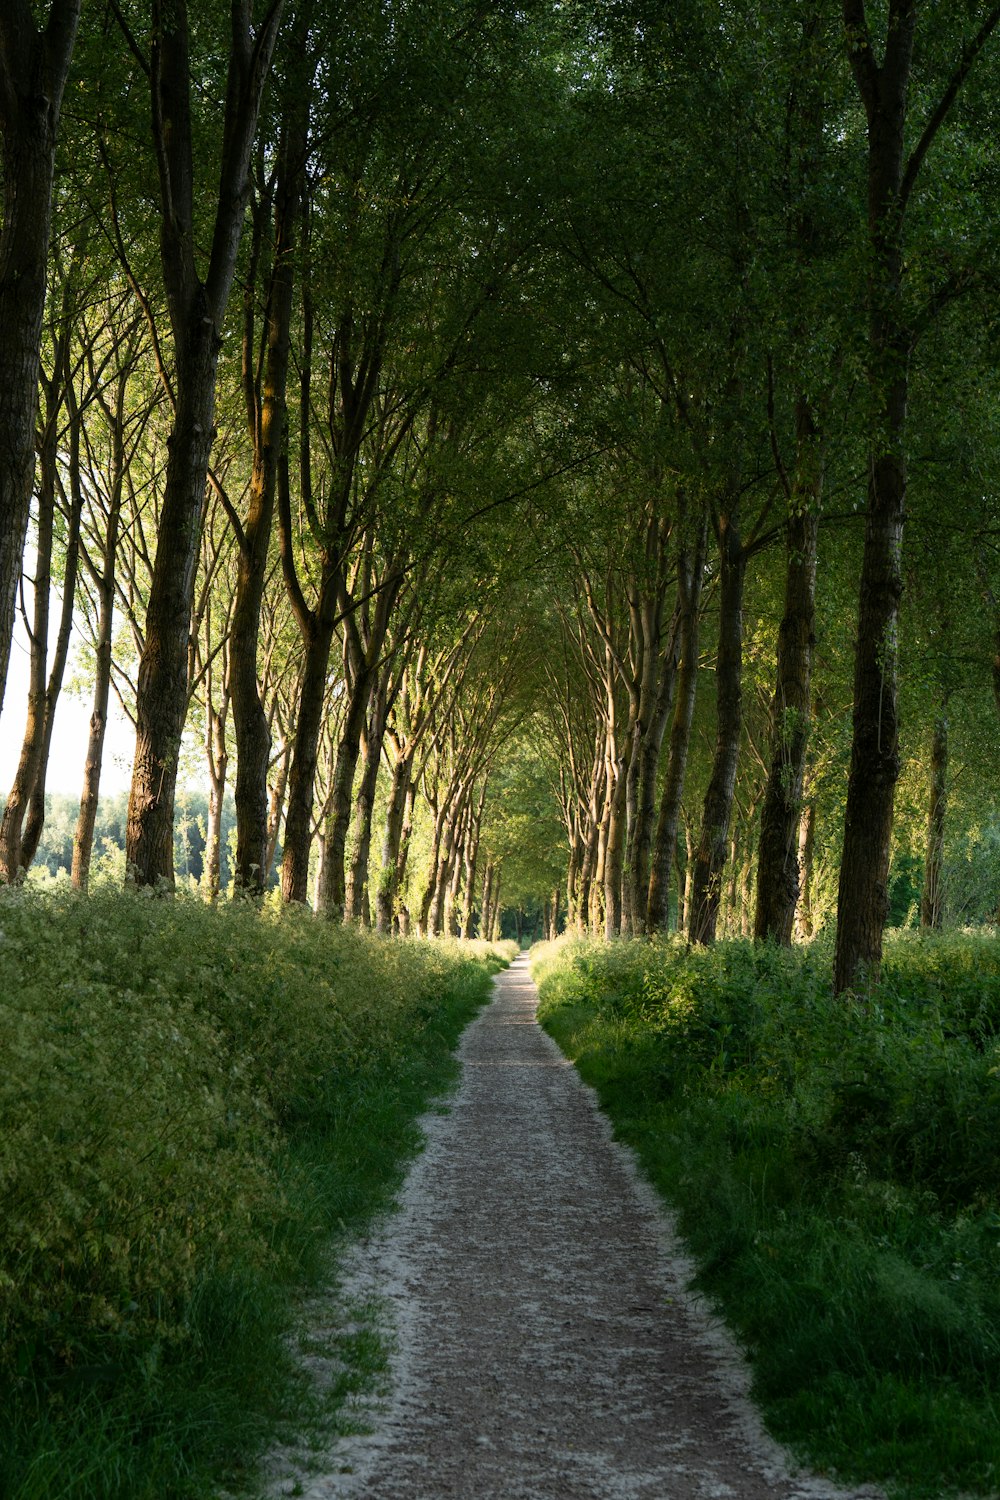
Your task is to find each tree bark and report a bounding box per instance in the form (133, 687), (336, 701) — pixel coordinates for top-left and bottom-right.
(318, 662), (373, 918)
(754, 474), (820, 943)
(794, 789), (817, 941)
(126, 0), (284, 888)
(264, 730), (291, 883)
(202, 693), (229, 900)
(73, 341), (134, 890)
(490, 869), (502, 941)
(231, 94), (304, 894)
(647, 512), (707, 933)
(0, 1), (80, 718)
(688, 517), (746, 944)
(832, 0), (1000, 985)
(0, 359), (62, 880)
(280, 594), (337, 902)
(920, 707), (949, 930)
(376, 737), (414, 933)
(344, 678), (390, 924)
(481, 858), (495, 940)
(833, 4), (914, 988)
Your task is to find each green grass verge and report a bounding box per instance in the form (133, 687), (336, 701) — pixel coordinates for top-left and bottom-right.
(532, 932), (1000, 1500)
(0, 884), (507, 1499)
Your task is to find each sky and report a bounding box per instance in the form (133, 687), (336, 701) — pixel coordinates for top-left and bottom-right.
(0, 612), (136, 798)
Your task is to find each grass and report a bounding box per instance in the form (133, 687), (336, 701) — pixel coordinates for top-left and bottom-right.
(0, 883), (511, 1499)
(533, 930), (1000, 1500)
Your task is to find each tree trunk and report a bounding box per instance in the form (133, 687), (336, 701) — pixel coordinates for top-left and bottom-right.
(418, 800), (444, 935)
(126, 0), (283, 888)
(794, 790), (817, 941)
(755, 10), (826, 940)
(0, 3), (80, 717)
(376, 742), (414, 934)
(202, 703), (228, 900)
(834, 0), (1000, 986)
(834, 0), (913, 991)
(280, 606), (337, 902)
(264, 733), (291, 884)
(460, 785), (486, 939)
(430, 803), (461, 936)
(676, 815), (694, 934)
(920, 707), (949, 930)
(318, 663), (373, 918)
(127, 338), (219, 886)
(0, 376), (60, 880)
(345, 679), (389, 924)
(688, 520), (746, 944)
(754, 478), (820, 943)
(73, 373), (128, 890)
(623, 605), (680, 935)
(647, 513), (707, 933)
(445, 812), (465, 935)
(490, 870), (502, 941)
(231, 101), (303, 895)
(603, 762), (627, 938)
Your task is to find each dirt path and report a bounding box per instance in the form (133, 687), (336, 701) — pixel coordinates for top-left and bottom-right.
(266, 955), (883, 1500)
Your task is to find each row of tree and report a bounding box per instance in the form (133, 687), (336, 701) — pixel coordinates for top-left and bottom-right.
(2, 2), (1000, 987)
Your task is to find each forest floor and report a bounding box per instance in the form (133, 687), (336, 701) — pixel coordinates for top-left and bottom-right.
(261, 955), (885, 1500)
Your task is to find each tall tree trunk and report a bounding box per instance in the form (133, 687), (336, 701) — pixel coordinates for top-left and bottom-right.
(490, 870), (502, 942)
(460, 784), (486, 940)
(20, 472), (82, 873)
(203, 698), (229, 900)
(280, 604), (337, 902)
(676, 815), (693, 934)
(73, 369), (130, 890)
(688, 519), (746, 944)
(430, 799), (462, 936)
(318, 663), (373, 918)
(445, 809), (466, 935)
(231, 97), (304, 894)
(264, 732), (291, 883)
(0, 2), (80, 717)
(920, 706), (949, 930)
(754, 462), (820, 943)
(481, 859), (495, 941)
(418, 799), (444, 936)
(0, 376), (62, 880)
(603, 764), (627, 938)
(127, 341), (219, 885)
(126, 0), (284, 888)
(647, 513), (707, 933)
(794, 789), (817, 941)
(345, 679), (389, 924)
(831, 0), (996, 988)
(376, 742), (414, 933)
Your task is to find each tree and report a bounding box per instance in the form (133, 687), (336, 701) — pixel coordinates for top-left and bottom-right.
(123, 0), (284, 887)
(834, 0), (1000, 990)
(0, 1), (81, 723)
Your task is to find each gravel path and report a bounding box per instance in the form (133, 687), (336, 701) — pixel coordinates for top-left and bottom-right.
(266, 955), (883, 1500)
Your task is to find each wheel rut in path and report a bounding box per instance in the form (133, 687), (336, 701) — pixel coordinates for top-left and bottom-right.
(269, 954), (882, 1500)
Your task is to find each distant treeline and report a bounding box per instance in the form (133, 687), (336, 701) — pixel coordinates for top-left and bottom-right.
(31, 792), (271, 890)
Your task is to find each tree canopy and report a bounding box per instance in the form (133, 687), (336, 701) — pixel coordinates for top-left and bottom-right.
(1, 0), (1000, 986)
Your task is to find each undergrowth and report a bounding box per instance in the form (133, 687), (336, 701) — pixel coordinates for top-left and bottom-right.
(533, 929), (1000, 1500)
(0, 883), (508, 1499)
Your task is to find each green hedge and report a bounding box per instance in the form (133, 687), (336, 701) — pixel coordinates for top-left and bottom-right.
(533, 931), (1000, 1500)
(1, 884), (505, 1498)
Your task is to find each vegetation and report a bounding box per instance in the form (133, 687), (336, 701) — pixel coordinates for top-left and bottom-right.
(0, 882), (509, 1499)
(4, 2), (1000, 1492)
(0, 2), (998, 974)
(534, 933), (1000, 1499)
